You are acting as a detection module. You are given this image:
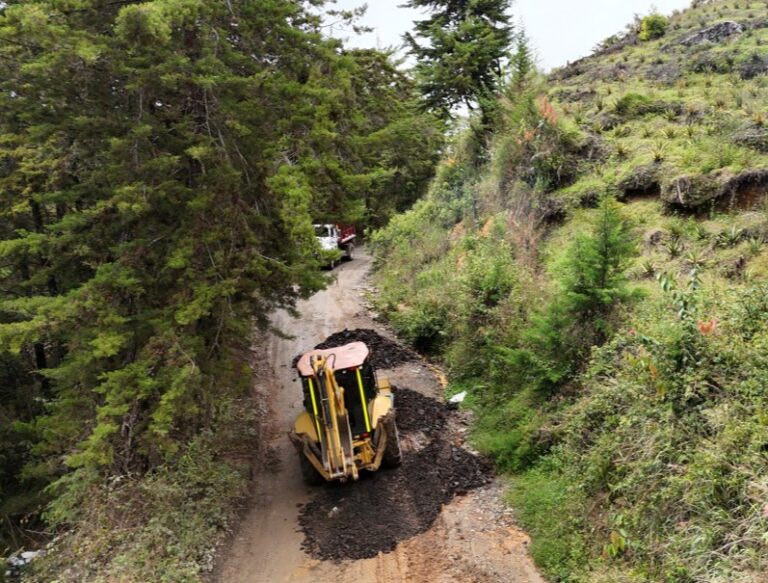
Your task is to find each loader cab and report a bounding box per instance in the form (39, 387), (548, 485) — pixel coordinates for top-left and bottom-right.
(331, 361), (377, 437)
(297, 342), (378, 439)
(291, 339), (401, 484)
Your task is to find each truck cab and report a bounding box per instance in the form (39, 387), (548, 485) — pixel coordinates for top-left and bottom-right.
(314, 224), (340, 252)
(313, 223), (356, 267)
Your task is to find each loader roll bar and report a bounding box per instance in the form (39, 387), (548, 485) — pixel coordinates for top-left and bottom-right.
(355, 368), (371, 432)
(297, 342), (369, 377)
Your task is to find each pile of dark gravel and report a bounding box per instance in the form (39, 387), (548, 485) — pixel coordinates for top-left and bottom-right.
(294, 328), (419, 370)
(297, 387), (492, 562)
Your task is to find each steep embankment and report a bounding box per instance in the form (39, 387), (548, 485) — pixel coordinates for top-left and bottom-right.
(372, 1), (768, 582)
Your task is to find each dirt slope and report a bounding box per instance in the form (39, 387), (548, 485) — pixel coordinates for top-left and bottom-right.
(213, 250), (544, 583)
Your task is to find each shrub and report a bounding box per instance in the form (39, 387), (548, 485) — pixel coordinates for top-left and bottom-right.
(639, 13), (669, 41)
(613, 93), (677, 119)
(506, 459), (588, 581)
(541, 272), (768, 581)
(473, 199), (639, 471)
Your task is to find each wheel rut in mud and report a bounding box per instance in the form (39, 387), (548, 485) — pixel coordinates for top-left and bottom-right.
(297, 387), (493, 562)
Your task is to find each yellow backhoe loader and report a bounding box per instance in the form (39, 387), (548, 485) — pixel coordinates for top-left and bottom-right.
(289, 341), (402, 484)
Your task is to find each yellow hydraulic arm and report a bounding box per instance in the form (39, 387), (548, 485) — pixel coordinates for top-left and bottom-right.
(311, 355), (358, 481)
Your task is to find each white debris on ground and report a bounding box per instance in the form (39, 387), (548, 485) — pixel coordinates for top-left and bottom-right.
(5, 549), (43, 578)
(449, 391), (467, 404)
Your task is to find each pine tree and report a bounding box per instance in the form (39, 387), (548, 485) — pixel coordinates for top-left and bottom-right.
(509, 27), (535, 91)
(404, 0), (513, 119)
(0, 0), (442, 526)
(561, 197), (638, 340)
(505, 198), (638, 393)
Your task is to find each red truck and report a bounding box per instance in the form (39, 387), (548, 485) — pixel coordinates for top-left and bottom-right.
(314, 223), (356, 267)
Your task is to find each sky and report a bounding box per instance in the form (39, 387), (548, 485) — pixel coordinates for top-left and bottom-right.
(331, 0), (694, 71)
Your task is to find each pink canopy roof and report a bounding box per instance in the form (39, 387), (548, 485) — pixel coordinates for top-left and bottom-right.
(296, 341), (369, 377)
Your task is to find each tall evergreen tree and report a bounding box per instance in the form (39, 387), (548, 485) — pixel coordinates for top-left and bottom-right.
(509, 27), (535, 91)
(404, 0), (513, 119)
(0, 0), (441, 531)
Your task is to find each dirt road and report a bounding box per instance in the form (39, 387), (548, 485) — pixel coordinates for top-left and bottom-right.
(214, 251), (545, 583)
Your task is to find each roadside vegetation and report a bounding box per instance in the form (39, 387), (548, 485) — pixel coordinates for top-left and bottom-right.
(373, 1), (768, 581)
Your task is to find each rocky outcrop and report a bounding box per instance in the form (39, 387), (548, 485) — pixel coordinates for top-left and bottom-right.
(662, 169), (768, 211)
(677, 20), (744, 46)
(662, 173), (720, 209)
(617, 163), (662, 199)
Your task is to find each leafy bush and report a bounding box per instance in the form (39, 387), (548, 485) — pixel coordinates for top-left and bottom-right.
(373, 3), (768, 581)
(639, 13), (669, 41)
(468, 199), (640, 481)
(502, 198), (639, 396)
(530, 273), (768, 581)
(28, 403), (255, 582)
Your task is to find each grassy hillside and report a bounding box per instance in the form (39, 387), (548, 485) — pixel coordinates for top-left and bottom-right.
(372, 1), (768, 581)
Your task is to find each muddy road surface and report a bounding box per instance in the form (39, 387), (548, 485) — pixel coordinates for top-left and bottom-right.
(214, 250), (545, 583)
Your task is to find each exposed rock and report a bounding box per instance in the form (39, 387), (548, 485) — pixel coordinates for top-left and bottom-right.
(662, 172), (729, 210)
(661, 169), (768, 211)
(578, 133), (609, 162)
(645, 61), (683, 84)
(722, 255), (748, 280)
(553, 87), (597, 103)
(551, 60), (587, 81)
(677, 21), (744, 47)
(535, 193), (567, 222)
(594, 112), (622, 131)
(617, 163), (662, 199)
(592, 32), (639, 58)
(733, 125), (768, 153)
(551, 32), (638, 82)
(647, 230), (664, 246)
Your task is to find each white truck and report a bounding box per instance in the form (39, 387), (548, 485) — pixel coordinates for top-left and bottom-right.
(314, 224), (356, 268)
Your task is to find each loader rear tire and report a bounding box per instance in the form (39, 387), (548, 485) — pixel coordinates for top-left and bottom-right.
(298, 452), (324, 486)
(382, 418), (403, 468)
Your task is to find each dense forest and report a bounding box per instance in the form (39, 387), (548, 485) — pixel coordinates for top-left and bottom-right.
(0, 0), (442, 578)
(373, 0), (768, 582)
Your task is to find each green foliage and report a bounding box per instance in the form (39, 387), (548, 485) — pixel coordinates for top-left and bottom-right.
(29, 416), (253, 581)
(404, 0), (513, 118)
(492, 84), (586, 193)
(509, 28), (536, 91)
(639, 13), (669, 41)
(505, 198), (639, 395)
(545, 275), (768, 581)
(375, 2), (768, 582)
(0, 0), (441, 572)
(471, 388), (547, 471)
(506, 458), (588, 581)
